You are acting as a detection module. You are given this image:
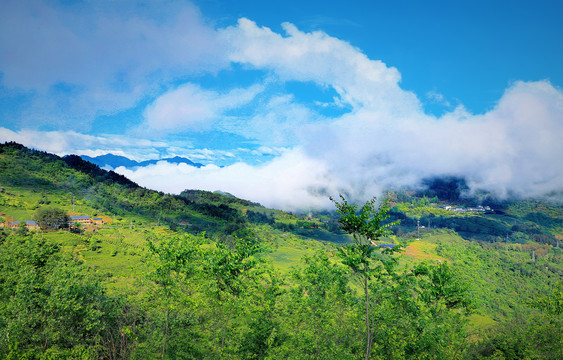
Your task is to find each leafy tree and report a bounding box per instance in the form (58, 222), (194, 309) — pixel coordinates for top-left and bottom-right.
(271, 251), (360, 359)
(0, 232), (134, 359)
(529, 282), (563, 317)
(34, 206), (70, 230)
(237, 270), (285, 360)
(143, 233), (207, 359)
(330, 195), (399, 360)
(203, 234), (262, 356)
(400, 262), (472, 358)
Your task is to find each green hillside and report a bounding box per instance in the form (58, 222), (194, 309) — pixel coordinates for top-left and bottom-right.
(0, 142), (561, 359)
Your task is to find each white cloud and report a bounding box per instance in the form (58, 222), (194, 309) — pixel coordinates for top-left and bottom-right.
(220, 18), (420, 115)
(120, 79), (563, 210)
(179, 21), (563, 207)
(0, 127), (170, 161)
(426, 90), (451, 107)
(116, 148), (337, 211)
(226, 21), (562, 201)
(2, 14), (562, 210)
(143, 83), (263, 132)
(294, 80), (563, 202)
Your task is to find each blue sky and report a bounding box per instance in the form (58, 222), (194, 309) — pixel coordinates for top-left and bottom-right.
(1, 0), (563, 210)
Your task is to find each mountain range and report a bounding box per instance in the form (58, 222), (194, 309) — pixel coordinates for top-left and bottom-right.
(80, 153), (204, 169)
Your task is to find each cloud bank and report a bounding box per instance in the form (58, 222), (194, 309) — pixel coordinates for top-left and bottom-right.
(117, 148), (333, 210)
(2, 5), (562, 211)
(116, 19), (563, 210)
(0, 127), (170, 160)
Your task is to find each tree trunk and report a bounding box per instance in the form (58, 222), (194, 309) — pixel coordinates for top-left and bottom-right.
(161, 307), (169, 359)
(364, 265), (372, 360)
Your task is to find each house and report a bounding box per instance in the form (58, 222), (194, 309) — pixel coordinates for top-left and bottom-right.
(24, 220), (39, 230)
(92, 217), (104, 225)
(70, 215), (92, 225)
(4, 221), (20, 229)
(4, 220), (39, 230)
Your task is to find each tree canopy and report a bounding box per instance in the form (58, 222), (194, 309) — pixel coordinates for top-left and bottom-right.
(34, 206), (70, 230)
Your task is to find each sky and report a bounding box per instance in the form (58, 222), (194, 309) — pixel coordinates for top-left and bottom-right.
(1, 0), (563, 210)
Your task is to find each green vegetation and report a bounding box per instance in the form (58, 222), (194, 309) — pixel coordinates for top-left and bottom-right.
(35, 206), (70, 230)
(0, 142), (561, 359)
(331, 195), (400, 360)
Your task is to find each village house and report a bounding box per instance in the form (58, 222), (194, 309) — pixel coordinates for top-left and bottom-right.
(70, 215), (92, 225)
(3, 220), (39, 230)
(92, 217), (104, 225)
(438, 204), (493, 213)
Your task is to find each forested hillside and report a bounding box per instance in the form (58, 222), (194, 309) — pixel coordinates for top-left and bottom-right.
(0, 142), (561, 359)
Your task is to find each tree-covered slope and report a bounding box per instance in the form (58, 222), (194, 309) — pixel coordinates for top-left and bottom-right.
(0, 142), (561, 359)
(0, 142), (350, 241)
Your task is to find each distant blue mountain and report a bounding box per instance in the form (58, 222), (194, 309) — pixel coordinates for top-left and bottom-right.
(80, 154), (139, 168)
(81, 154), (204, 169)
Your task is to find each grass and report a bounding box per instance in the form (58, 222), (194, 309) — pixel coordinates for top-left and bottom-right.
(403, 239), (445, 261)
(39, 226), (159, 281)
(257, 225), (336, 273)
(265, 243), (314, 273)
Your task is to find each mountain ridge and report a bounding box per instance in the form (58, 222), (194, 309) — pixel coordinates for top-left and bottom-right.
(80, 153), (204, 169)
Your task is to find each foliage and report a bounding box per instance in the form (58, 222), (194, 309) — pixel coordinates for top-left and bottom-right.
(331, 195), (398, 244)
(269, 251), (361, 359)
(0, 232), (136, 359)
(0, 142), (561, 359)
(34, 206), (70, 230)
(331, 195), (402, 360)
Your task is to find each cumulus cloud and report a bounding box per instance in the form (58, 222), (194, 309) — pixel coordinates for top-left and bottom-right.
(220, 18), (420, 115)
(305, 80), (563, 200)
(122, 79), (563, 209)
(121, 21), (563, 209)
(3, 13), (562, 210)
(220, 20), (563, 204)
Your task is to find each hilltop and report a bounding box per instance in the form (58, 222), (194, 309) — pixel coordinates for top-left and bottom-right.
(0, 142), (349, 241)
